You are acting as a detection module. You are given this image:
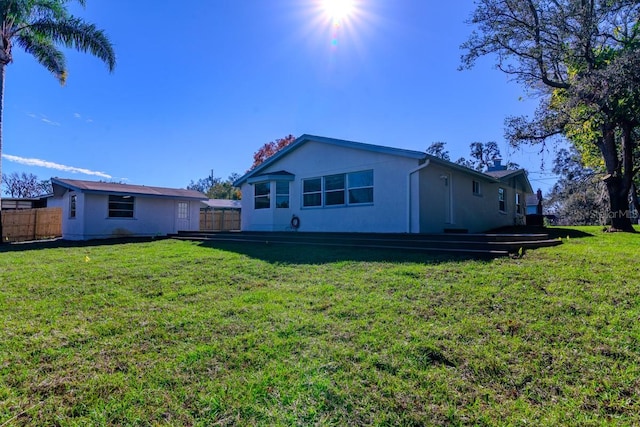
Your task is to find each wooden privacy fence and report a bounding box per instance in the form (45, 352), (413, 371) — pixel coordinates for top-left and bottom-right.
(1, 207), (62, 242)
(200, 209), (240, 231)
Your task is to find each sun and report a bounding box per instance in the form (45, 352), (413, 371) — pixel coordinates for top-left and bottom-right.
(322, 0), (355, 23)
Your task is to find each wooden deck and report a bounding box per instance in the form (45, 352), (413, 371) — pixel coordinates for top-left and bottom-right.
(171, 230), (562, 257)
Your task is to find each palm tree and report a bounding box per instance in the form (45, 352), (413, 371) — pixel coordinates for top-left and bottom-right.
(0, 0), (115, 242)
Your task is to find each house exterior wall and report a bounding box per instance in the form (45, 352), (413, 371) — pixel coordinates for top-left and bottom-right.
(414, 164), (529, 233)
(46, 196), (64, 209)
(60, 190), (85, 239)
(57, 191), (200, 240)
(240, 141), (421, 232)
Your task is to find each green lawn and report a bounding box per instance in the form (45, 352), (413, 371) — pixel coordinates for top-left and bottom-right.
(1, 227), (639, 426)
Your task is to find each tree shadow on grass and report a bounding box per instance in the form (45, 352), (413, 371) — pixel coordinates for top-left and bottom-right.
(195, 240), (502, 266)
(490, 226), (595, 239)
(544, 227), (596, 239)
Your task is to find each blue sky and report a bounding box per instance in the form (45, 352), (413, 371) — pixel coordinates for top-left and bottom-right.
(1, 0), (560, 194)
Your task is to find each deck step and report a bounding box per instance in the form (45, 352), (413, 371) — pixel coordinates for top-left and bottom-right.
(171, 230), (562, 256)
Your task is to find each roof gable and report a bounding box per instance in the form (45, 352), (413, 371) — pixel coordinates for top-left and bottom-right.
(51, 178), (207, 200)
(234, 134), (426, 186)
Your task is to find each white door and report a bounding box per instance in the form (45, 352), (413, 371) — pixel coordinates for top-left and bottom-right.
(176, 201), (190, 231)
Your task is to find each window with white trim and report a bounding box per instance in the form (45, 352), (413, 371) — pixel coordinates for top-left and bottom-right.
(303, 178), (322, 207)
(275, 181), (290, 208)
(324, 174), (345, 206)
(515, 193), (522, 214)
(348, 170), (374, 204)
(498, 188), (506, 212)
(302, 170), (373, 207)
(108, 195), (134, 218)
(254, 182), (270, 209)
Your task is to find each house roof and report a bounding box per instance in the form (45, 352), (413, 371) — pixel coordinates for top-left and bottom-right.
(423, 154), (500, 182)
(484, 169), (533, 193)
(247, 170), (295, 184)
(201, 199), (242, 209)
(234, 134), (426, 186)
(51, 178), (208, 200)
(485, 169), (519, 179)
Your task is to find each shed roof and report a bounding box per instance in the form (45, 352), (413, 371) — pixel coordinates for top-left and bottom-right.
(51, 178), (207, 200)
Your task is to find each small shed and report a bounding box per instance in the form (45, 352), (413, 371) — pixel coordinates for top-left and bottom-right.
(51, 178), (207, 240)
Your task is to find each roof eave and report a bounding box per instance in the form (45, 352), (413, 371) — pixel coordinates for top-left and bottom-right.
(424, 155), (500, 183)
(485, 170), (534, 194)
(51, 178), (207, 200)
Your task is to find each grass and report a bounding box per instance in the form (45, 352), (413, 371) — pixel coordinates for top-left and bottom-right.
(1, 227), (639, 426)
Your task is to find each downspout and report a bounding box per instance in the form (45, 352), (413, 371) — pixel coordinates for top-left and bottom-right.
(407, 160), (431, 234)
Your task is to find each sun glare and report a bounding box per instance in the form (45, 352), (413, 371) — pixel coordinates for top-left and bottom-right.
(322, 0), (355, 24)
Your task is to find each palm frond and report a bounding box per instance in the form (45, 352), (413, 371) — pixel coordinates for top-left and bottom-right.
(15, 31), (66, 82)
(27, 17), (115, 71)
(1, 0), (31, 25)
(29, 0), (72, 21)
(2, 0), (69, 35)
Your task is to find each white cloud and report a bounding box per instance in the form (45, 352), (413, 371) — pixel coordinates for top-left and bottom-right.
(41, 118), (61, 126)
(26, 112), (61, 126)
(2, 154), (112, 179)
(74, 112), (94, 123)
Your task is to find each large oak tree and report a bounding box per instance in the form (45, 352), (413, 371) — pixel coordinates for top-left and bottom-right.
(462, 0), (640, 231)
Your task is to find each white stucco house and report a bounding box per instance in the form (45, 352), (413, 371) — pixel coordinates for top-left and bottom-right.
(51, 178), (207, 240)
(233, 135), (534, 234)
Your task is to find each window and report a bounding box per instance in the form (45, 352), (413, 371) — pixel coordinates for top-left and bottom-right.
(69, 194), (77, 218)
(498, 188), (506, 212)
(303, 178), (322, 207)
(303, 170), (374, 207)
(108, 195), (134, 218)
(348, 170), (374, 204)
(324, 174), (345, 206)
(275, 181), (289, 208)
(254, 182), (270, 209)
(472, 180), (481, 196)
(515, 193), (522, 214)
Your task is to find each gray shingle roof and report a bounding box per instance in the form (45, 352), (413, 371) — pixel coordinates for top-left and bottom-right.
(52, 178), (207, 200)
(485, 169), (521, 179)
